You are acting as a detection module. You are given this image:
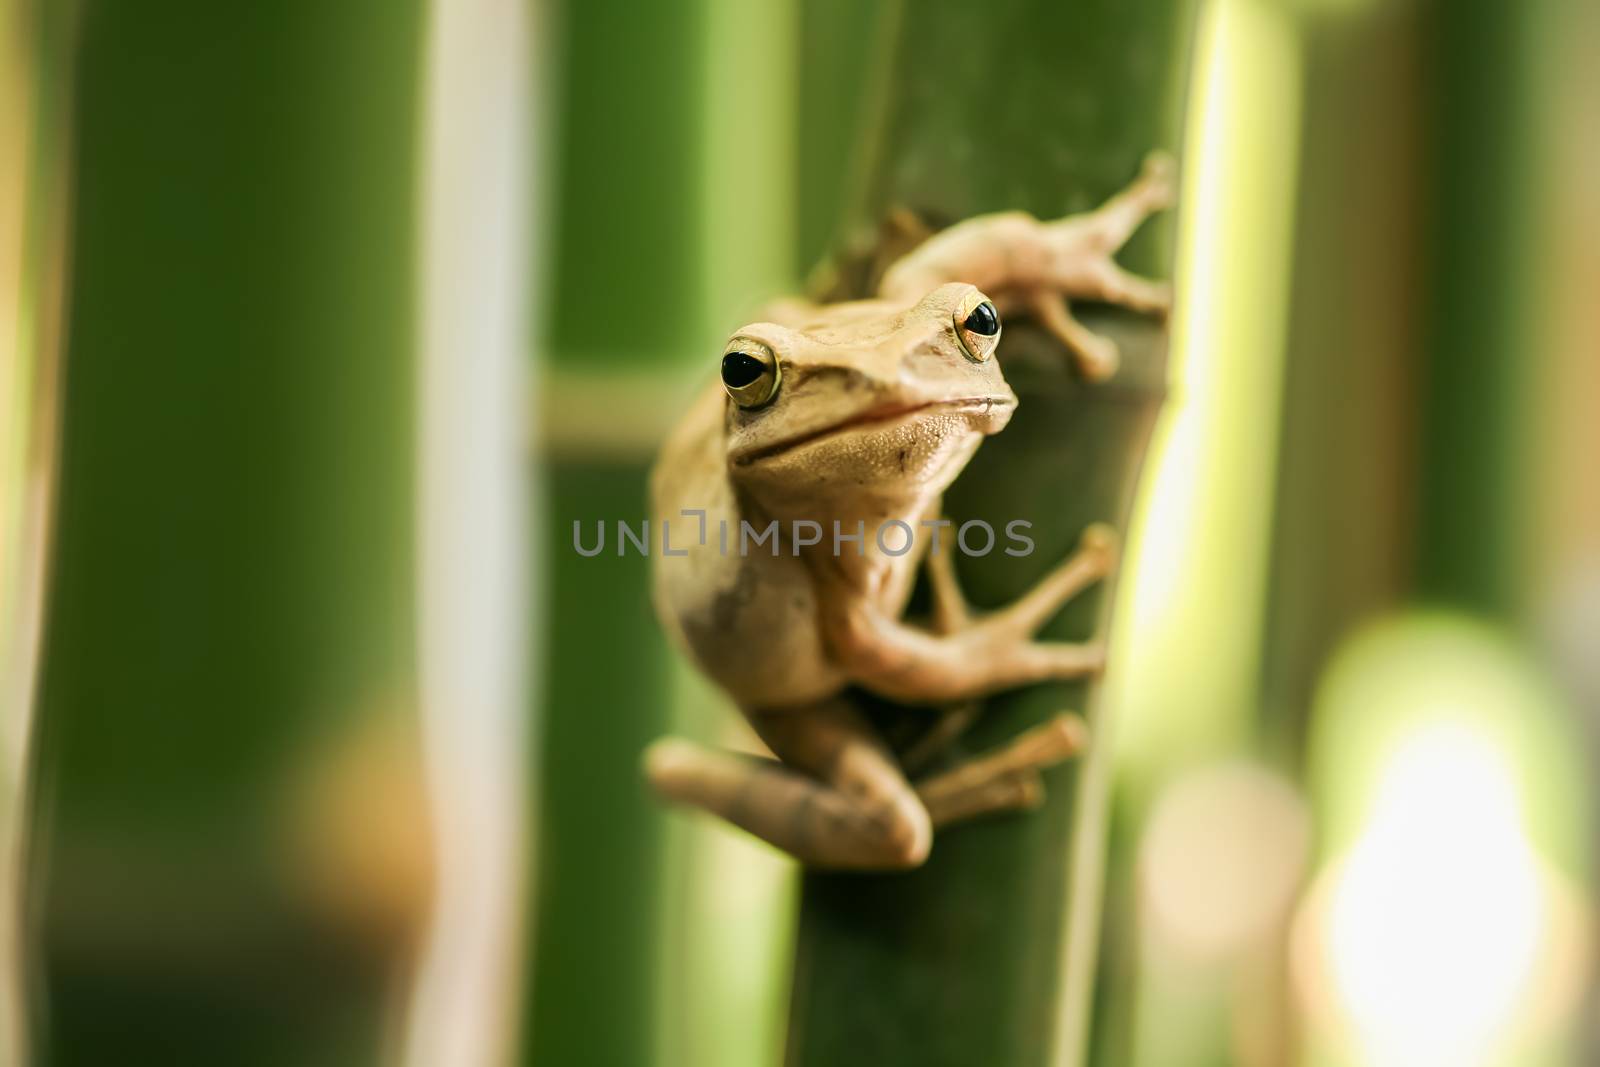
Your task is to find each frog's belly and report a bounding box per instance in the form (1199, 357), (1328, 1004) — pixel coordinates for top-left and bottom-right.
(663, 548), (847, 711)
(648, 387), (849, 709)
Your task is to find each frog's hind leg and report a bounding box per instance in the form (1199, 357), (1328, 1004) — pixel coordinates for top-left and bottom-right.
(915, 713), (1088, 827)
(645, 697), (931, 870)
(900, 701), (982, 773)
(923, 769), (1045, 825)
(896, 524), (1104, 823)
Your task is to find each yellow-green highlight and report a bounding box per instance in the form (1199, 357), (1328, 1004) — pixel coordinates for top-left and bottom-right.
(1107, 0), (1304, 797)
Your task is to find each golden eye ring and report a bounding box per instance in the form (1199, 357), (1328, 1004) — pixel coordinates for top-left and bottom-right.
(720, 339), (781, 408)
(954, 290), (1001, 362)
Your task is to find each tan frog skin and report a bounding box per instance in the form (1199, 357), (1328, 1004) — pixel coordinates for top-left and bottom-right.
(645, 154), (1174, 869)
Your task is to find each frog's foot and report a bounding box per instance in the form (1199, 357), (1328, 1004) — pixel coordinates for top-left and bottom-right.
(916, 713), (1088, 827)
(931, 521), (1118, 692)
(980, 521), (1120, 644)
(1029, 277), (1172, 382)
(924, 768), (1044, 826)
(917, 521), (1113, 696)
(1033, 151), (1178, 380)
(900, 700), (982, 773)
(1094, 150), (1177, 246)
(835, 523), (1119, 705)
(1027, 290), (1121, 383)
(924, 519), (1119, 639)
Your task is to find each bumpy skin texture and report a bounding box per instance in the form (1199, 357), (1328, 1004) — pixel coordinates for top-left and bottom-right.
(644, 156), (1172, 869)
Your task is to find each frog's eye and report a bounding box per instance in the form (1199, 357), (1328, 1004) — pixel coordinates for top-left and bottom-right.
(955, 293), (1001, 362)
(720, 339), (781, 408)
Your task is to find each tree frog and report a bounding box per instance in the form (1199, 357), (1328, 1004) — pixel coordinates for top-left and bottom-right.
(645, 155), (1174, 868)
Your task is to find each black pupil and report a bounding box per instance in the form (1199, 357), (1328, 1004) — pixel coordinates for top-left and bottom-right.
(963, 301), (1000, 336)
(721, 352), (767, 389)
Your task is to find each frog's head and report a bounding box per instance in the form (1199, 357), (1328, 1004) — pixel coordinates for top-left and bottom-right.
(721, 283), (1016, 514)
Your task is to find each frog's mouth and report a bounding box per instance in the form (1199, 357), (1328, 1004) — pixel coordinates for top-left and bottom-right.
(731, 396), (1015, 467)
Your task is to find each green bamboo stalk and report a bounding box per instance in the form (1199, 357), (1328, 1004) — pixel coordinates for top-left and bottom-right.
(1412, 0), (1537, 616)
(786, 3), (1195, 1064)
(655, 6), (802, 1067)
(29, 3), (423, 1063)
(1249, 1), (1572, 1063)
(522, 5), (711, 1067)
(1256, 0), (1422, 763)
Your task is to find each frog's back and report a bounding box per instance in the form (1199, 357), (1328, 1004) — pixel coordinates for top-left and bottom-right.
(650, 380), (846, 710)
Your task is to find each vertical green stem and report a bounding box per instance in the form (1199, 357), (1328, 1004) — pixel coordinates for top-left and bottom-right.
(1257, 1), (1422, 766)
(523, 5), (708, 1067)
(786, 3), (1195, 1064)
(30, 3), (423, 1063)
(1413, 0), (1538, 615)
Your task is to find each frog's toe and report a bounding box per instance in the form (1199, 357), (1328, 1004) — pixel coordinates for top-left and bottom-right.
(1078, 523), (1121, 571)
(1140, 150), (1178, 204)
(1032, 640), (1107, 679)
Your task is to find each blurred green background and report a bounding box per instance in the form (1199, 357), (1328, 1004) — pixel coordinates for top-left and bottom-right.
(3, 0), (1598, 1065)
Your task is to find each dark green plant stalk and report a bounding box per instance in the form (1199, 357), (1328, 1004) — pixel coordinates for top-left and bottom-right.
(29, 3), (424, 1063)
(786, 2), (1196, 1064)
(1412, 0), (1537, 616)
(1256, 2), (1423, 766)
(521, 5), (712, 1067)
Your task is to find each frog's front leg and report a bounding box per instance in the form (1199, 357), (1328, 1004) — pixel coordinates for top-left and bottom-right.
(645, 696), (932, 869)
(823, 523), (1120, 706)
(878, 152), (1176, 381)
(915, 712), (1089, 825)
